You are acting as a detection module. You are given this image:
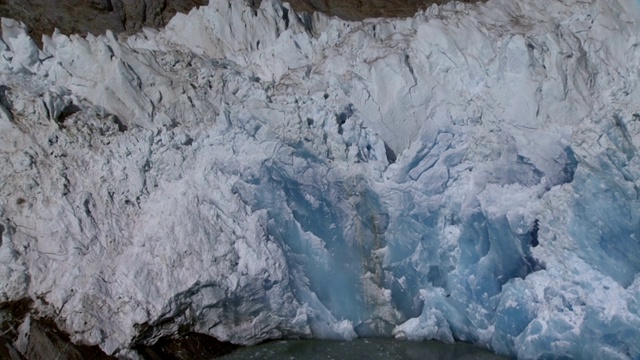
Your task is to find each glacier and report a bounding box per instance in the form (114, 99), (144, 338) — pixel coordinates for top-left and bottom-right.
(0, 0), (640, 358)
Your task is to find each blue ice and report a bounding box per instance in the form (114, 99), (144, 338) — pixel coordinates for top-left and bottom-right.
(232, 111), (640, 359)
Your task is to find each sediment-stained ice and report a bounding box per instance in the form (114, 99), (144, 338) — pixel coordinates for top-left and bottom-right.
(0, 0), (639, 358)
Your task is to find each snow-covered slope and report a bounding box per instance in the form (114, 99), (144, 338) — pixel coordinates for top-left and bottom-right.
(1, 0), (640, 358)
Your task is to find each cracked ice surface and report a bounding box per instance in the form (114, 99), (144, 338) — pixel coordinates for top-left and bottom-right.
(0, 0), (640, 358)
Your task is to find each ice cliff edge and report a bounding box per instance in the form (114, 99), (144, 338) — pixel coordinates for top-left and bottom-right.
(0, 0), (640, 358)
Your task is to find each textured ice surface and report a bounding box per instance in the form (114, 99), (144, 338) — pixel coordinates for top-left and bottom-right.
(0, 0), (640, 358)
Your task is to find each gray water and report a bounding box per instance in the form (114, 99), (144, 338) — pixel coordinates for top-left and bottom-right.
(219, 339), (511, 360)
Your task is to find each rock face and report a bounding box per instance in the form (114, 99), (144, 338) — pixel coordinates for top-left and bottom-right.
(0, 0), (482, 45)
(284, 0), (481, 20)
(0, 0), (208, 45)
(136, 333), (239, 359)
(0, 300), (116, 360)
(1, 0), (640, 359)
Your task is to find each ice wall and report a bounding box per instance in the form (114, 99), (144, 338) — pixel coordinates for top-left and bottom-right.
(0, 0), (639, 358)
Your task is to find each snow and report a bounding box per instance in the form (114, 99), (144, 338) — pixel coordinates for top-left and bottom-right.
(0, 0), (639, 358)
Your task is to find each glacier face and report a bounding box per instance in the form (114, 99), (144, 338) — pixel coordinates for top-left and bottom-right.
(0, 0), (640, 358)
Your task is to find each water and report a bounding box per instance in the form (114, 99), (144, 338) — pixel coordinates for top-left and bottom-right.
(218, 339), (510, 360)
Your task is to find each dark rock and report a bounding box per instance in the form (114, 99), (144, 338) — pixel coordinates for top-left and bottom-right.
(529, 219), (540, 247)
(384, 142), (397, 164)
(0, 300), (116, 360)
(22, 319), (116, 360)
(0, 300), (32, 360)
(0, 0), (484, 47)
(0, 0), (208, 46)
(281, 0), (482, 21)
(136, 332), (240, 360)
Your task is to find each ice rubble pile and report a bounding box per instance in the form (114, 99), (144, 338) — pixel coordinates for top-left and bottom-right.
(0, 0), (639, 358)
